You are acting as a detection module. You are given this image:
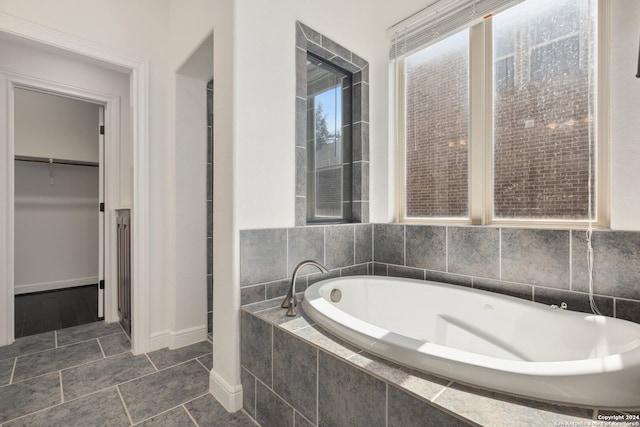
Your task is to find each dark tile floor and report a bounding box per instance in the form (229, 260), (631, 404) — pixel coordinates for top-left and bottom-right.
(0, 322), (257, 426)
(14, 285), (99, 338)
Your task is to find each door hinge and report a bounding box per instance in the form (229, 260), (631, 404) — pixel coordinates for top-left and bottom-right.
(99, 125), (105, 135)
(99, 280), (105, 290)
(99, 202), (105, 212)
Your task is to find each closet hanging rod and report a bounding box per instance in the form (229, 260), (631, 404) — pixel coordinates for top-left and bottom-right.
(14, 155), (99, 168)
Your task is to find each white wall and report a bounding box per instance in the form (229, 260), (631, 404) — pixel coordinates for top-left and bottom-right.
(609, 0), (640, 231)
(170, 72), (208, 345)
(0, 0), (172, 351)
(161, 1), (213, 349)
(0, 36), (132, 205)
(233, 0), (378, 230)
(1, 0), (216, 352)
(14, 89), (100, 162)
(14, 162), (98, 293)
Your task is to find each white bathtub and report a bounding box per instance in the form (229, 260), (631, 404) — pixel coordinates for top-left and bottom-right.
(301, 276), (640, 409)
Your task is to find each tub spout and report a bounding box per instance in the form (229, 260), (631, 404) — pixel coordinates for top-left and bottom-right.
(282, 260), (329, 317)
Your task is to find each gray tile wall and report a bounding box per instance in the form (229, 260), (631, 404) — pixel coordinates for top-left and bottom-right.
(239, 224), (373, 305)
(296, 22), (369, 225)
(372, 224), (640, 324)
(240, 222), (640, 324)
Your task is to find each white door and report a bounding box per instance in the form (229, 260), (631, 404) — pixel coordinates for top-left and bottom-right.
(98, 106), (105, 319)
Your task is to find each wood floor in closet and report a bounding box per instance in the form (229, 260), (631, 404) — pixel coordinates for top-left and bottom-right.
(14, 285), (98, 338)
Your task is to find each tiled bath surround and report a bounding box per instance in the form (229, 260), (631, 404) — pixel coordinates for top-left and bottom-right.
(239, 224), (640, 424)
(241, 301), (602, 427)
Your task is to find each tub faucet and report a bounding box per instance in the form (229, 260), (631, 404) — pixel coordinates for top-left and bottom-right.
(281, 260), (329, 317)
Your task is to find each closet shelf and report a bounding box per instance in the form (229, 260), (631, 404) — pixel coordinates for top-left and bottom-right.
(15, 155), (98, 167)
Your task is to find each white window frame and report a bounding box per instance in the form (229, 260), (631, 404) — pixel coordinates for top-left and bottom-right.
(395, 0), (609, 229)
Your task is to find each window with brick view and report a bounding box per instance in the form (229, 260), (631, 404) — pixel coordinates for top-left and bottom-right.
(405, 29), (469, 218)
(493, 0), (595, 219)
(401, 0), (598, 223)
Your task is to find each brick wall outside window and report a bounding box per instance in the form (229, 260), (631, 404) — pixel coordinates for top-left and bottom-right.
(404, 7), (594, 220)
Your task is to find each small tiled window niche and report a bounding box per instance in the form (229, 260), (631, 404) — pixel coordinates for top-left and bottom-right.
(295, 22), (369, 226)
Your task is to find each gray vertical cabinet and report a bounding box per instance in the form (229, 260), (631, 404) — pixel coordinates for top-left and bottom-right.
(116, 209), (131, 337)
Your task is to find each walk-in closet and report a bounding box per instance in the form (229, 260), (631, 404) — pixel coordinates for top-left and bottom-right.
(13, 88), (103, 338)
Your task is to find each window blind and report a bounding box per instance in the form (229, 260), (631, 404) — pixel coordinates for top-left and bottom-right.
(388, 0), (525, 60)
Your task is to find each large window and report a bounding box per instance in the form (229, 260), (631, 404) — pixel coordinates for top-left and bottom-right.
(306, 54), (352, 223)
(405, 30), (469, 218)
(398, 0), (604, 226)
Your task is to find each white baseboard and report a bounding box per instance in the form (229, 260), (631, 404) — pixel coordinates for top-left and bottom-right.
(14, 276), (99, 295)
(168, 325), (207, 349)
(147, 331), (169, 353)
(147, 324), (208, 353)
(210, 369), (243, 412)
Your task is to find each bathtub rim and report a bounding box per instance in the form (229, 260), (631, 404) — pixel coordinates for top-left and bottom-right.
(302, 275), (640, 409)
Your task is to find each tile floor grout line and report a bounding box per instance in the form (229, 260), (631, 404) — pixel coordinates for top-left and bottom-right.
(6, 350), (217, 393)
(3, 367), (75, 389)
(56, 330), (125, 349)
(183, 403), (201, 427)
(0, 385), (126, 425)
(8, 348), (106, 386)
(116, 385), (135, 426)
(145, 353), (159, 372)
(59, 371), (65, 403)
(1, 398), (68, 425)
(48, 378), (138, 406)
(131, 405), (182, 426)
(6, 346), (135, 389)
(96, 338), (107, 358)
(146, 350), (212, 372)
(2, 368), (218, 427)
(195, 357), (210, 372)
(183, 391), (211, 405)
(128, 393), (210, 427)
(8, 357), (16, 384)
(240, 408), (260, 426)
(54, 350), (135, 379)
(161, 355), (210, 372)
(117, 322), (127, 336)
(4, 329), (123, 362)
(102, 357), (202, 393)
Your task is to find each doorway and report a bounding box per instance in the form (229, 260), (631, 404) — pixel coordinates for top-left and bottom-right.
(0, 17), (148, 353)
(13, 88), (105, 337)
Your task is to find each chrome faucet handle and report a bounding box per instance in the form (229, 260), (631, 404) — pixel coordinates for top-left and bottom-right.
(281, 259), (329, 317)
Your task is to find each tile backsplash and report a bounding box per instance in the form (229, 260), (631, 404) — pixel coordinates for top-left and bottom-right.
(239, 223), (640, 324)
(239, 224), (372, 305)
(372, 224), (640, 324)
